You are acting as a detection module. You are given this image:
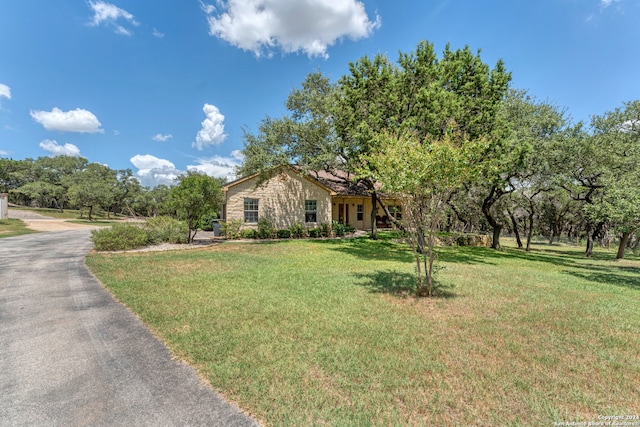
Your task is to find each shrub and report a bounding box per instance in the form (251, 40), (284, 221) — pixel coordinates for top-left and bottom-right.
(221, 219), (243, 239)
(257, 218), (276, 239)
(436, 232), (492, 247)
(320, 222), (331, 237)
(277, 229), (291, 239)
(199, 212), (219, 231)
(145, 216), (188, 244)
(241, 229), (258, 239)
(289, 222), (306, 238)
(308, 228), (322, 238)
(91, 224), (149, 251)
(332, 221), (347, 237)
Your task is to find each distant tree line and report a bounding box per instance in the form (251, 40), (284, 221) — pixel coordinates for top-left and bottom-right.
(0, 156), (224, 228)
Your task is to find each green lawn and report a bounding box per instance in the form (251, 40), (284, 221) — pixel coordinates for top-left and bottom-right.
(10, 206), (122, 221)
(85, 237), (640, 426)
(0, 218), (39, 238)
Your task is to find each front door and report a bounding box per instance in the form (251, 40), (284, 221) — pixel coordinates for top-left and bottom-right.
(338, 203), (349, 223)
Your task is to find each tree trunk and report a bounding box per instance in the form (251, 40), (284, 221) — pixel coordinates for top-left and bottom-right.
(508, 209), (523, 249)
(617, 231), (633, 260)
(370, 192), (378, 240)
(492, 225), (503, 250)
(586, 234), (594, 257)
(585, 222), (605, 257)
(87, 205), (93, 221)
(525, 210), (535, 252)
(482, 186), (504, 250)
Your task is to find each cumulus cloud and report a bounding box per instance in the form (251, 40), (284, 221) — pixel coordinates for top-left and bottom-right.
(88, 1), (139, 36)
(30, 107), (104, 133)
(193, 104), (227, 150)
(39, 139), (82, 157)
(187, 150), (245, 180)
(130, 154), (183, 187)
(152, 133), (173, 142)
(201, 0), (380, 58)
(0, 83), (11, 101)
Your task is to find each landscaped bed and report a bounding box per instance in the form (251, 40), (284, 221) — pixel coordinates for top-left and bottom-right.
(85, 236), (640, 426)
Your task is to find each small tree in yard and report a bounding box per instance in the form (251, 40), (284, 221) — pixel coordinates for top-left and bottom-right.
(365, 130), (485, 297)
(169, 172), (223, 243)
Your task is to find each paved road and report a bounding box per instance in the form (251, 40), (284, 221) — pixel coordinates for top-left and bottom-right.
(0, 230), (259, 426)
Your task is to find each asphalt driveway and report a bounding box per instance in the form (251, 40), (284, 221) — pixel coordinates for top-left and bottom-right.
(0, 229), (259, 426)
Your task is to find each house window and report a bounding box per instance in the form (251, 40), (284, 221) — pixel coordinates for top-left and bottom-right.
(389, 205), (402, 220)
(357, 204), (364, 221)
(244, 198), (259, 223)
(305, 200), (317, 223)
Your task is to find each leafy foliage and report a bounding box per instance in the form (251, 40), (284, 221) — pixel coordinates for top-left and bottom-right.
(221, 219), (243, 239)
(91, 224), (149, 251)
(288, 222), (306, 238)
(366, 130), (486, 296)
(257, 217), (276, 239)
(144, 216), (188, 244)
(169, 172), (223, 242)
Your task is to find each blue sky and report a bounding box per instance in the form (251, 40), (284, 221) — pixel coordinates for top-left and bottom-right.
(1, 0), (638, 187)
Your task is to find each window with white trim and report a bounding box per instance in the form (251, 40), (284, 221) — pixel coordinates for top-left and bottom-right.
(305, 200), (317, 223)
(244, 198), (259, 223)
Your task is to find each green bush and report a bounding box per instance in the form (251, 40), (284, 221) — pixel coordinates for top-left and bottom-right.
(258, 218), (276, 239)
(332, 222), (356, 237)
(332, 221), (347, 237)
(241, 229), (258, 239)
(145, 216), (188, 244)
(320, 222), (331, 237)
(436, 232), (492, 247)
(91, 224), (149, 251)
(221, 219), (243, 239)
(277, 229), (291, 238)
(308, 228), (322, 238)
(289, 222), (306, 238)
(199, 212), (219, 231)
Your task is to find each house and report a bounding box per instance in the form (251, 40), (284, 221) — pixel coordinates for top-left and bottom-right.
(222, 165), (400, 231)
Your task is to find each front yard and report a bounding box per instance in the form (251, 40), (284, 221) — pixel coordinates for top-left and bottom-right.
(85, 237), (640, 426)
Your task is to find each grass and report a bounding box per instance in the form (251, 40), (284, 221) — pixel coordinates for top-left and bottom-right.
(0, 218), (38, 238)
(10, 205), (122, 221)
(85, 237), (640, 426)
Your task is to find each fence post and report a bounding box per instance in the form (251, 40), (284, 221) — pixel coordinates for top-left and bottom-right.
(0, 193), (8, 220)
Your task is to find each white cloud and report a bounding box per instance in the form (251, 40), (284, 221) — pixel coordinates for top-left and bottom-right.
(153, 28), (165, 38)
(601, 0), (620, 7)
(0, 150), (10, 156)
(153, 133), (173, 142)
(39, 139), (82, 157)
(130, 154), (183, 187)
(88, 1), (139, 36)
(0, 83), (11, 101)
(30, 107), (104, 133)
(193, 103), (227, 150)
(202, 0), (380, 58)
(187, 150), (245, 180)
(617, 119), (639, 133)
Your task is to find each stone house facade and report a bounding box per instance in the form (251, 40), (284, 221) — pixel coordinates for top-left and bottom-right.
(222, 166), (400, 231)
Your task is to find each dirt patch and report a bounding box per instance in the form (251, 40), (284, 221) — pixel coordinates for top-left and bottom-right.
(20, 219), (101, 232)
(8, 209), (102, 232)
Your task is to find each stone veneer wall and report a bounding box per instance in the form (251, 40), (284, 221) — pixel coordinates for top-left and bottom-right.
(225, 169), (332, 229)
